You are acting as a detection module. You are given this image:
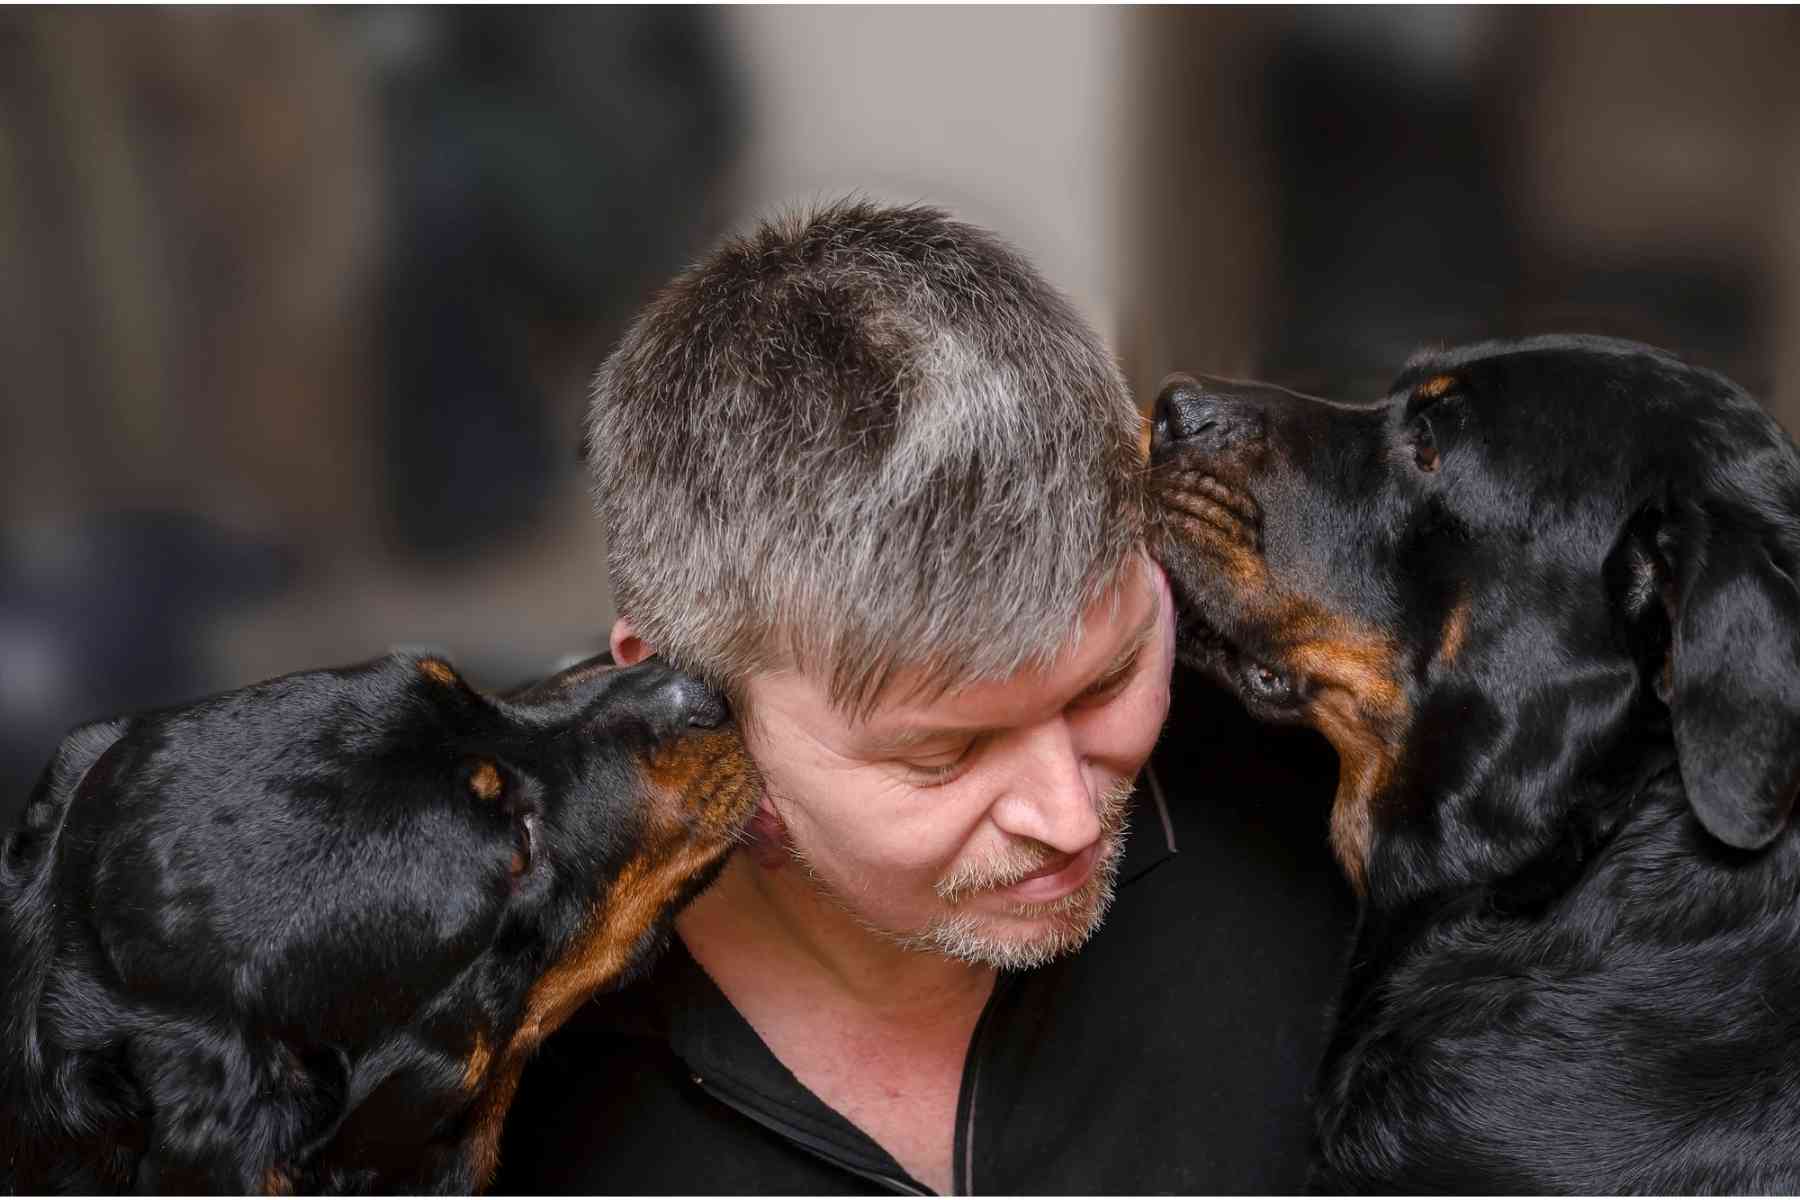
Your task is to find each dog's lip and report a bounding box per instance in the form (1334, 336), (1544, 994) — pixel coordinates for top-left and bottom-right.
(1164, 569), (1234, 649)
(1169, 590), (1312, 717)
(1153, 464), (1259, 505)
(1166, 576), (1258, 691)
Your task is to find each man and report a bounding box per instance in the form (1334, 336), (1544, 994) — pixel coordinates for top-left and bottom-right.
(498, 202), (1352, 1193)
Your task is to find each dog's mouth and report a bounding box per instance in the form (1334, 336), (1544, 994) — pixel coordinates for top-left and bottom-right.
(1172, 584), (1235, 667)
(1151, 470), (1318, 722)
(1155, 467), (1264, 551)
(1153, 462), (1415, 892)
(1151, 469), (1263, 661)
(1169, 575), (1299, 709)
(644, 728), (763, 844)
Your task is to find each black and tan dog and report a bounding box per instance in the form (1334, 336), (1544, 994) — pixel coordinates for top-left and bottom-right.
(0, 652), (757, 1194)
(1150, 334), (1800, 1192)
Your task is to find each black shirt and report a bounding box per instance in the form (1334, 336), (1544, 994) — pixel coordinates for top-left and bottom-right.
(496, 670), (1355, 1194)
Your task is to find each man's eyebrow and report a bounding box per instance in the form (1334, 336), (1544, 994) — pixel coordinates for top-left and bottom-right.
(858, 723), (996, 758)
(859, 602), (1160, 758)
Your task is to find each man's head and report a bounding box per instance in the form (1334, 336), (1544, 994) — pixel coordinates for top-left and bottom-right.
(591, 200), (1168, 969)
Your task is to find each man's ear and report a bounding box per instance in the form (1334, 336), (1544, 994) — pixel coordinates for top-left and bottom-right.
(610, 617), (653, 666)
(1666, 507), (1800, 850)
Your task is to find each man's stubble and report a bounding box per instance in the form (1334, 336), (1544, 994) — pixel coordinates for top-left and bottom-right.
(778, 775), (1137, 973)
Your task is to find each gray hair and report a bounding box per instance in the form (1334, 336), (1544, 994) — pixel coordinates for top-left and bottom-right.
(590, 199), (1148, 717)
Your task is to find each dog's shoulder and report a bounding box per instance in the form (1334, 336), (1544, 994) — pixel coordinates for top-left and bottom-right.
(1320, 766), (1800, 1192)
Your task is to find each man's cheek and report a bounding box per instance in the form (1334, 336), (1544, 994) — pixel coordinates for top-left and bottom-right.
(789, 802), (943, 876)
(1122, 690), (1170, 771)
(1148, 557), (1178, 688)
(1140, 684), (1172, 754)
(858, 833), (964, 880)
(1086, 664), (1172, 771)
(1144, 585), (1178, 740)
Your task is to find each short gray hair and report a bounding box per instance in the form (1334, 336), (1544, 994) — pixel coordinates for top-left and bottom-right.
(590, 200), (1148, 717)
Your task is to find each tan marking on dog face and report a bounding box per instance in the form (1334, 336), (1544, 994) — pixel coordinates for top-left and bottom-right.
(459, 731), (760, 1188)
(468, 761), (502, 803)
(462, 1065), (518, 1191)
(263, 1166), (293, 1196)
(1153, 466), (1408, 891)
(638, 731), (764, 836)
(1435, 594), (1471, 668)
(1153, 474), (1267, 592)
(1416, 373), (1458, 400)
(1162, 585), (1408, 890)
(1281, 612), (1409, 894)
(419, 659), (457, 686)
(462, 1031), (492, 1093)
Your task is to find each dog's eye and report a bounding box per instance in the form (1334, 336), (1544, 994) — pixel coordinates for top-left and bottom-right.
(1242, 659), (1297, 705)
(510, 813), (535, 878)
(1412, 417), (1440, 473)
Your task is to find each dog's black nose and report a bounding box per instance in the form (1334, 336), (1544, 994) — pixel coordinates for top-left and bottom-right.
(670, 673), (730, 729)
(603, 660), (731, 736)
(1151, 373), (1267, 460)
(1153, 375), (1216, 443)
(512, 656), (732, 737)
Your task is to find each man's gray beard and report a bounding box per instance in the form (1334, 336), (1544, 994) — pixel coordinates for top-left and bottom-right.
(786, 775), (1136, 972)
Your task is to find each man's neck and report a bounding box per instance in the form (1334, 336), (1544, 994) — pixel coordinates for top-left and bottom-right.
(676, 853), (995, 1193)
(677, 852), (995, 1021)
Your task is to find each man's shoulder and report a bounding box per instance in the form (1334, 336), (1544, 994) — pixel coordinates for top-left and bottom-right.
(497, 1022), (873, 1194)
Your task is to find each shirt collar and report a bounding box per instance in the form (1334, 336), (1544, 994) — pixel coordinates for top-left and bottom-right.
(1119, 763), (1178, 886)
(571, 766), (1176, 1046)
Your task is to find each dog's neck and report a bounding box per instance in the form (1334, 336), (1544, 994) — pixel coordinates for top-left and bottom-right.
(1364, 728), (1679, 912)
(1358, 734), (1800, 953)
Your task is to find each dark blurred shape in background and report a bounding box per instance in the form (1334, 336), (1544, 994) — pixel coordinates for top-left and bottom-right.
(1131, 7), (1800, 405)
(1262, 10), (1523, 393)
(5, 7), (1800, 821)
(0, 510), (294, 807)
(374, 7), (740, 561)
(0, 7), (743, 817)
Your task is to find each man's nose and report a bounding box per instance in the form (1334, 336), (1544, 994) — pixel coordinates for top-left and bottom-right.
(988, 719), (1104, 855)
(1150, 373), (1268, 462)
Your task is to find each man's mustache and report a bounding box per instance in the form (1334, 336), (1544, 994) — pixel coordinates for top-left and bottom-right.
(934, 775), (1136, 905)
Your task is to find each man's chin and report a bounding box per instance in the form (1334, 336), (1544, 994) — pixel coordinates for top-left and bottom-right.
(890, 852), (1123, 972)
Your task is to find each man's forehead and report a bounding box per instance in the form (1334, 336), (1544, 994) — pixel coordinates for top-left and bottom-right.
(738, 553), (1160, 745)
(842, 570), (1161, 749)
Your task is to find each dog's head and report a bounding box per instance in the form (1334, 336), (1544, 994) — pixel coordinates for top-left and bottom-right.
(1149, 335), (1800, 902)
(1, 653), (758, 1193)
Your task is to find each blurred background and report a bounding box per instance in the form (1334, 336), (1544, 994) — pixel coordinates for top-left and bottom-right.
(5, 6), (1800, 817)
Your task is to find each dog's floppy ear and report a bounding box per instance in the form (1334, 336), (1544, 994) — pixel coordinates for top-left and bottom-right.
(1665, 503), (1800, 849)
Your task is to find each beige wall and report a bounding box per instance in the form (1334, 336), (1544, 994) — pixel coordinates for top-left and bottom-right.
(723, 6), (1133, 363)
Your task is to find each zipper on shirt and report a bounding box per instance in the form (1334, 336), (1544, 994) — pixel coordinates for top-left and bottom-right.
(949, 972), (1010, 1196)
(686, 1071), (932, 1196)
(686, 973), (1008, 1200)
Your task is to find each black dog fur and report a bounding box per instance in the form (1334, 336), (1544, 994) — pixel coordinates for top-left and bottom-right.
(0, 653), (757, 1194)
(1150, 335), (1800, 1192)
